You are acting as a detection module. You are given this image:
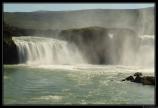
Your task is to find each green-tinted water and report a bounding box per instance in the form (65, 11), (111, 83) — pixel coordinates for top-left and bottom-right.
(3, 65), (155, 105)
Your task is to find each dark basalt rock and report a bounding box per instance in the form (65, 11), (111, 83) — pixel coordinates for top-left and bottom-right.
(122, 72), (155, 85)
(133, 76), (143, 83)
(59, 27), (139, 64)
(122, 76), (134, 82)
(134, 72), (142, 77)
(3, 38), (19, 64)
(142, 76), (155, 85)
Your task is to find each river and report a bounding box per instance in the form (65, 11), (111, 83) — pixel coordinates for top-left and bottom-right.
(3, 64), (155, 105)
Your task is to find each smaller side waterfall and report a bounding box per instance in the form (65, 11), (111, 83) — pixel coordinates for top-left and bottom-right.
(12, 36), (86, 65)
(135, 35), (155, 67)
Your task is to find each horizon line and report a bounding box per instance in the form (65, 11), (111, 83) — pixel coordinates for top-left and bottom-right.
(3, 3), (155, 12)
(4, 6), (154, 13)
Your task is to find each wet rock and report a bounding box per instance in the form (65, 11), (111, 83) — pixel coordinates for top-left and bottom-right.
(133, 76), (143, 83)
(142, 76), (155, 85)
(3, 38), (19, 64)
(122, 72), (155, 86)
(133, 72), (143, 83)
(134, 72), (142, 77)
(122, 76), (134, 82)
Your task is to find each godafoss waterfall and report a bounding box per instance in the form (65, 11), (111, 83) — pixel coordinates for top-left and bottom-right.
(12, 36), (86, 65)
(3, 6), (155, 105)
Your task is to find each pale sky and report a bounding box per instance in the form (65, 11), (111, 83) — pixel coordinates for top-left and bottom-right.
(3, 3), (155, 12)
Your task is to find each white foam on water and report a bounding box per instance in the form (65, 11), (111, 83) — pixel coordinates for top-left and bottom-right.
(33, 95), (63, 101)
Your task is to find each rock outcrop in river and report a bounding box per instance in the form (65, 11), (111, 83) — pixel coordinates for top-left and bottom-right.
(122, 72), (155, 85)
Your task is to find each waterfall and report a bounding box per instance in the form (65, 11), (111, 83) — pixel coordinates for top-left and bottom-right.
(120, 35), (154, 67)
(106, 33), (154, 66)
(12, 35), (154, 66)
(12, 36), (86, 65)
(136, 35), (154, 67)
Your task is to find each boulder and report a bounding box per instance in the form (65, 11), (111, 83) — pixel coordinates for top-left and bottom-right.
(134, 72), (142, 77)
(122, 75), (134, 82)
(133, 76), (143, 83)
(122, 72), (155, 86)
(142, 76), (155, 85)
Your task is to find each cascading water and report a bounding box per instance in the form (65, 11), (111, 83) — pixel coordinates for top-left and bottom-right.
(12, 34), (154, 67)
(106, 32), (154, 67)
(136, 35), (155, 67)
(120, 35), (154, 67)
(12, 36), (86, 65)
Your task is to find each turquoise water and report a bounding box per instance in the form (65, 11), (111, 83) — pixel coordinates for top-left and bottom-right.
(3, 65), (155, 105)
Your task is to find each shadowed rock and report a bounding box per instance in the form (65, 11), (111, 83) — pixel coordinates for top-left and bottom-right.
(134, 72), (142, 77)
(122, 76), (134, 82)
(133, 72), (143, 83)
(142, 76), (155, 85)
(133, 76), (143, 83)
(122, 72), (155, 85)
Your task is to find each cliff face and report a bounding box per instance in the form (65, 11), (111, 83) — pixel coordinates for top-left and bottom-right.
(3, 23), (19, 64)
(3, 38), (19, 64)
(59, 27), (140, 64)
